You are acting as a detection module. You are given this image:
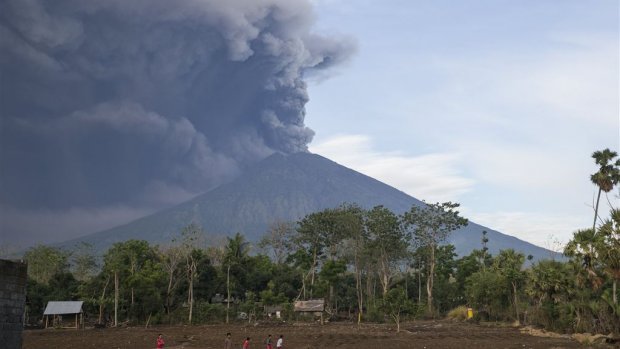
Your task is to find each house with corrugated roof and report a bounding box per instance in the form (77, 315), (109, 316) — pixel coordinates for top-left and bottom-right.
(43, 301), (84, 329)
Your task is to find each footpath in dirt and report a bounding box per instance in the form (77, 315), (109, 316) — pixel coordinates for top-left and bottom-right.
(22, 321), (610, 349)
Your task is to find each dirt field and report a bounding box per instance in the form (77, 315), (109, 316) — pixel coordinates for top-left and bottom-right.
(23, 321), (608, 349)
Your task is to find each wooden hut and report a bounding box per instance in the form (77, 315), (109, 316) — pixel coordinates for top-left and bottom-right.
(294, 299), (325, 312)
(294, 299), (325, 324)
(43, 301), (84, 329)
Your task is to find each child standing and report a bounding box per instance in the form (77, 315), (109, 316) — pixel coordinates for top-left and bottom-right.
(276, 335), (283, 349)
(243, 336), (251, 349)
(264, 334), (273, 349)
(157, 334), (165, 349)
(224, 333), (232, 349)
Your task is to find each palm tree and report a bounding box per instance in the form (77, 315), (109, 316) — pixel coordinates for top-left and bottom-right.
(597, 209), (620, 305)
(493, 249), (525, 324)
(590, 149), (620, 232)
(224, 233), (250, 323)
(564, 228), (601, 283)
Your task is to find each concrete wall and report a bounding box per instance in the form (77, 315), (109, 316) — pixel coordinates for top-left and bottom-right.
(0, 259), (28, 349)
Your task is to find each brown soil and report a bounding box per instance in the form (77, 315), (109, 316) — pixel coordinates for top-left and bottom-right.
(23, 321), (605, 349)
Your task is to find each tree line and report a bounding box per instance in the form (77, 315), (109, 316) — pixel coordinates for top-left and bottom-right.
(21, 148), (620, 334)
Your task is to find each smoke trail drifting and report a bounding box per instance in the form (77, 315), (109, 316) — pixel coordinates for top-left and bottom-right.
(0, 0), (354, 244)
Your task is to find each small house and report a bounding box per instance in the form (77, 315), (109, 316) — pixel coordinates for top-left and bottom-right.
(43, 301), (84, 329)
(294, 299), (326, 324)
(264, 305), (283, 318)
(293, 299), (325, 313)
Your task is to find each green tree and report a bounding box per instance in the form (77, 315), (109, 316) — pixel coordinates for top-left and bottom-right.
(564, 228), (603, 288)
(103, 242), (127, 327)
(76, 269), (113, 325)
(456, 248), (492, 293)
(243, 254), (276, 294)
(481, 230), (489, 270)
(338, 204), (367, 326)
(402, 202), (468, 315)
(465, 269), (508, 320)
(366, 205), (408, 296)
(320, 259), (347, 313)
(259, 220), (294, 265)
(123, 240), (158, 313)
(381, 287), (411, 332)
(567, 209), (620, 306)
(193, 256), (218, 302)
(159, 244), (183, 320)
(493, 249), (525, 323)
(525, 260), (575, 330)
(598, 209), (620, 305)
(295, 211), (329, 299)
(269, 263), (303, 302)
(429, 245), (459, 313)
(24, 245), (69, 284)
(102, 239), (160, 325)
(260, 279), (289, 305)
(590, 148), (620, 231)
(223, 232), (250, 323)
(179, 224), (205, 324)
(70, 242), (98, 282)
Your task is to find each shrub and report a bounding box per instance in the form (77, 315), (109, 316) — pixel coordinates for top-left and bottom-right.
(365, 303), (384, 323)
(446, 306), (468, 321)
(193, 302), (227, 323)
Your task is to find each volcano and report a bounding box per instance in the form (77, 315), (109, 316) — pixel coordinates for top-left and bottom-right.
(62, 152), (557, 260)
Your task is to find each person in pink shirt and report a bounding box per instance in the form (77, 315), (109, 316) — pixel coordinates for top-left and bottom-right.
(243, 336), (251, 349)
(157, 334), (165, 349)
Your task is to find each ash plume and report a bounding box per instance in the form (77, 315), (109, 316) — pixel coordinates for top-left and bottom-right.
(0, 0), (355, 245)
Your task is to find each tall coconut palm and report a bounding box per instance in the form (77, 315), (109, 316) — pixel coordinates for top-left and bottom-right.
(590, 149), (620, 232)
(597, 209), (620, 305)
(224, 233), (250, 323)
(564, 228), (603, 288)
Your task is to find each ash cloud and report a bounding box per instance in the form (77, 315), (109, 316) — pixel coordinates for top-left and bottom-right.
(0, 0), (354, 245)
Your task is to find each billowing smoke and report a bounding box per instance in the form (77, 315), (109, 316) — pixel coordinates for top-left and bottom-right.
(0, 0), (354, 245)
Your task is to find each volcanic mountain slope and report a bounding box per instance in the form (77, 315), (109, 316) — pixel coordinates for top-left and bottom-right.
(63, 152), (557, 260)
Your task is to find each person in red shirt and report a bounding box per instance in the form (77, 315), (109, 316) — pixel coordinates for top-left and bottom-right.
(157, 334), (165, 349)
(243, 337), (251, 349)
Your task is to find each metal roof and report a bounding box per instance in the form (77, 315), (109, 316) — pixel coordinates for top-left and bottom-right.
(43, 301), (84, 315)
(294, 299), (325, 312)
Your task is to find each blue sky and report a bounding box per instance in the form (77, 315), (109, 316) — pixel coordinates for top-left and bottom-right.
(306, 0), (619, 248)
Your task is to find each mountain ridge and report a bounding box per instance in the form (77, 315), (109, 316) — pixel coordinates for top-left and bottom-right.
(59, 152), (558, 261)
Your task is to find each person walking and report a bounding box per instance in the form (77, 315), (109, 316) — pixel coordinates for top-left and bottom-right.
(276, 335), (283, 349)
(243, 337), (251, 349)
(156, 334), (165, 349)
(224, 333), (232, 349)
(264, 334), (273, 349)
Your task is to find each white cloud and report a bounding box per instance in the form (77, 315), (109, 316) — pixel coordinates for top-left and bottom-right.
(461, 142), (590, 191)
(461, 209), (589, 251)
(309, 134), (474, 202)
(497, 40), (618, 127)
